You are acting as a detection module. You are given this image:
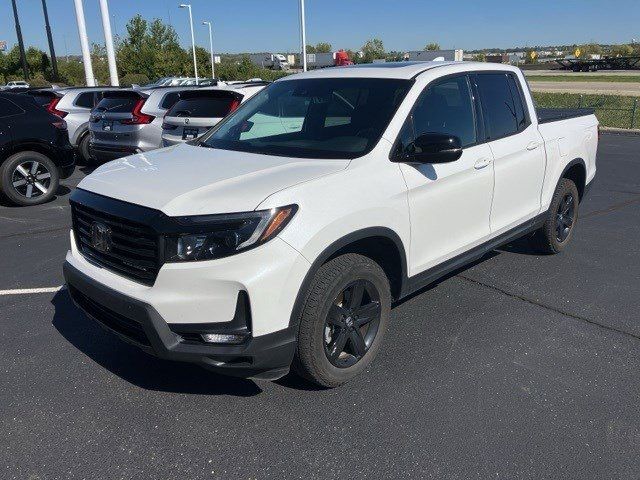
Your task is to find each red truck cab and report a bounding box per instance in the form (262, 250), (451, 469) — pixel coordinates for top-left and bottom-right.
(335, 50), (353, 66)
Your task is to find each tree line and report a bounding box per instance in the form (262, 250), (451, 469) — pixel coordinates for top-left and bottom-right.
(0, 13), (447, 87)
(4, 13), (638, 86)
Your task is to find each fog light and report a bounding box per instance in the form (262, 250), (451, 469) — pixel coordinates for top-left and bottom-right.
(201, 333), (245, 344)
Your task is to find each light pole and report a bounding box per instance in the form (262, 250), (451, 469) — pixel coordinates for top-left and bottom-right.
(41, 0), (59, 80)
(179, 4), (199, 85)
(202, 21), (215, 79)
(299, 0), (307, 71)
(99, 0), (119, 86)
(73, 0), (95, 86)
(10, 0), (29, 81)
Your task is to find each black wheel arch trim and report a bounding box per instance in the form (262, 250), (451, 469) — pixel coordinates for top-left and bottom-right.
(558, 157), (588, 200)
(287, 227), (408, 330)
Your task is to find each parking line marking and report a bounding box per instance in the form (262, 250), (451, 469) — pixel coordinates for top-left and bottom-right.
(0, 286), (64, 296)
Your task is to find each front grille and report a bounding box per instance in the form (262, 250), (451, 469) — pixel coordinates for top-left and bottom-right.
(69, 285), (151, 347)
(71, 202), (160, 286)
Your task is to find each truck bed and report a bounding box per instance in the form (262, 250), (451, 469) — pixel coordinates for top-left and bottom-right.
(537, 108), (595, 125)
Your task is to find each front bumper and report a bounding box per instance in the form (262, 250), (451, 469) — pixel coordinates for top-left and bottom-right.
(63, 261), (297, 380)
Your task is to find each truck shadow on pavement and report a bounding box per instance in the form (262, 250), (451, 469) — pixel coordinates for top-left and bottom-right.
(51, 289), (264, 397)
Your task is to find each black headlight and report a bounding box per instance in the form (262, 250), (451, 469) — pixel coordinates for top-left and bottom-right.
(164, 205), (297, 262)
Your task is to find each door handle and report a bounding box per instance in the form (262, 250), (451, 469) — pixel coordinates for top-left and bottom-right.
(474, 157), (492, 169)
(526, 141), (540, 151)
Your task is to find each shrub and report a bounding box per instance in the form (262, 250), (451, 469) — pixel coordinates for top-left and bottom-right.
(29, 75), (52, 88)
(120, 73), (150, 87)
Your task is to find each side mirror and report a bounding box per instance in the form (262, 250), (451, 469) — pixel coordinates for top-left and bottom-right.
(394, 133), (463, 164)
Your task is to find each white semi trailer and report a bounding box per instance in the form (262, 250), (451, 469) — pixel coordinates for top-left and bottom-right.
(407, 49), (464, 62)
(249, 53), (290, 70)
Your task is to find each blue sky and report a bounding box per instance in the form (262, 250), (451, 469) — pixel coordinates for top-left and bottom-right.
(1, 0), (639, 55)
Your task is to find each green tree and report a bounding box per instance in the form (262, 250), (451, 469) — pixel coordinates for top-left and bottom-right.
(424, 42), (440, 51)
(361, 38), (385, 63)
(57, 58), (85, 85)
(315, 42), (332, 53)
(577, 43), (603, 58)
(117, 15), (189, 81)
(609, 44), (634, 57)
(305, 44), (316, 53)
(194, 46), (211, 78)
(90, 43), (111, 85)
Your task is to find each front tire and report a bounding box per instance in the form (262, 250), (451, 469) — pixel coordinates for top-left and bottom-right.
(0, 151), (60, 206)
(531, 178), (580, 254)
(293, 253), (391, 388)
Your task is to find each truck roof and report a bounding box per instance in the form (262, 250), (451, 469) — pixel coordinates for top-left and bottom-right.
(279, 61), (521, 81)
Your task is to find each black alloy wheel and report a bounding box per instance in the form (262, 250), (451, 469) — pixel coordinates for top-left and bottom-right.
(293, 253), (391, 387)
(323, 280), (382, 368)
(530, 178), (580, 254)
(555, 193), (575, 243)
(11, 160), (52, 200)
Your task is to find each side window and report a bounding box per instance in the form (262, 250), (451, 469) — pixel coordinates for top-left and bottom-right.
(160, 92), (180, 110)
(75, 92), (96, 109)
(507, 74), (529, 131)
(0, 98), (24, 118)
(392, 117), (416, 159)
(412, 75), (476, 147)
(475, 73), (518, 140)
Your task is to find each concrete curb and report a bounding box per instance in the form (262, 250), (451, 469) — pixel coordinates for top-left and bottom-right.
(601, 127), (640, 136)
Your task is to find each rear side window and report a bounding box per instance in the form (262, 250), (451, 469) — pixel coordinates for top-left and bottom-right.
(167, 95), (241, 118)
(506, 74), (529, 131)
(28, 92), (57, 107)
(412, 75), (477, 147)
(75, 92), (96, 109)
(94, 95), (140, 113)
(160, 92), (180, 109)
(475, 73), (519, 140)
(0, 98), (24, 117)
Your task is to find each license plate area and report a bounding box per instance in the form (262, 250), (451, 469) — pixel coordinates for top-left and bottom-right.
(182, 127), (199, 140)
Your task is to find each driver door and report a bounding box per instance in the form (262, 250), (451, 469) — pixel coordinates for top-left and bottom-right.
(395, 74), (494, 277)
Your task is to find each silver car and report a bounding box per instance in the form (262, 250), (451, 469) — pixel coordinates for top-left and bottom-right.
(26, 87), (122, 162)
(161, 83), (267, 147)
(88, 86), (194, 163)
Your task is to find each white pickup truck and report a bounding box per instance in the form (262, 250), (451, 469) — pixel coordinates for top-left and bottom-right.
(63, 62), (597, 387)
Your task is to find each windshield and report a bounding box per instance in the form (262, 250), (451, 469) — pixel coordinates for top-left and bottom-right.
(199, 78), (412, 159)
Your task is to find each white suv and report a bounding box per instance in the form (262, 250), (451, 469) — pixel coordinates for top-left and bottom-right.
(161, 83), (267, 146)
(64, 62), (597, 387)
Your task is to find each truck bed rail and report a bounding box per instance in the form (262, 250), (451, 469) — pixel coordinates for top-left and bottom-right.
(537, 108), (595, 125)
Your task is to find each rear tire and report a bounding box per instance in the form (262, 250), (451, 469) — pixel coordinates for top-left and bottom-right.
(0, 151), (59, 206)
(531, 178), (579, 254)
(78, 133), (92, 164)
(292, 253), (391, 388)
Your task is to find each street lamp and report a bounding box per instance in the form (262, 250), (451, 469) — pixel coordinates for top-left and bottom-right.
(299, 0), (307, 71)
(202, 21), (215, 79)
(179, 4), (199, 85)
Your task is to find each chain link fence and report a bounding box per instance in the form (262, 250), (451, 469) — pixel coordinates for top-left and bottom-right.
(533, 92), (640, 129)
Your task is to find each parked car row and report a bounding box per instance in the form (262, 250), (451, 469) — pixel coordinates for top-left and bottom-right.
(87, 81), (267, 163)
(0, 79), (268, 206)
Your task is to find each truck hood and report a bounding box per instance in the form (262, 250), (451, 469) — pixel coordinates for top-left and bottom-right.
(78, 144), (349, 216)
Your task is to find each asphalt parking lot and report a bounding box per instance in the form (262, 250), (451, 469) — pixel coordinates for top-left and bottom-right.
(1, 134), (639, 479)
